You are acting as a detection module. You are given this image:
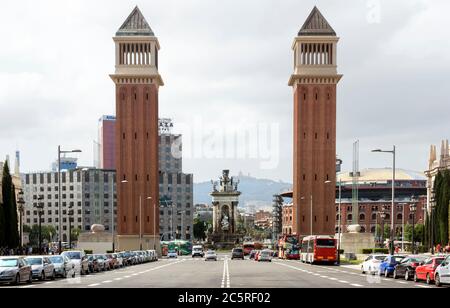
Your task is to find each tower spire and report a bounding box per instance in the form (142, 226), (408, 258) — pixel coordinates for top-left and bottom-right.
(298, 6), (336, 36)
(116, 6), (154, 37)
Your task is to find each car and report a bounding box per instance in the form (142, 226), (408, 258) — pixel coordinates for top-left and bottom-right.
(86, 255), (101, 273)
(25, 256), (56, 281)
(113, 253), (124, 268)
(61, 250), (89, 275)
(205, 250), (217, 261)
(93, 254), (108, 271)
(147, 250), (158, 261)
(168, 250), (178, 258)
(249, 250), (257, 260)
(435, 255), (450, 287)
(49, 255), (76, 278)
(393, 255), (428, 280)
(414, 256), (446, 284)
(361, 254), (387, 275)
(105, 254), (118, 269)
(231, 248), (244, 260)
(121, 251), (133, 266)
(378, 255), (406, 277)
(258, 250), (273, 262)
(0, 256), (33, 285)
(192, 245), (205, 258)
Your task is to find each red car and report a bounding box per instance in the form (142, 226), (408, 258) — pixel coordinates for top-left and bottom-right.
(414, 257), (446, 284)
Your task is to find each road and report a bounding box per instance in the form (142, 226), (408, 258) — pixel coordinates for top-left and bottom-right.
(4, 254), (446, 288)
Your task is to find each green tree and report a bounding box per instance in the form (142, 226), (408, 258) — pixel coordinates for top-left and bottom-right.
(1, 161), (19, 249)
(433, 170), (450, 246)
(71, 228), (81, 242)
(0, 203), (5, 248)
(193, 218), (207, 241)
(29, 225), (57, 247)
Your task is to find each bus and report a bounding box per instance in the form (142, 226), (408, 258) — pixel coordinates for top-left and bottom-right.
(300, 235), (337, 264)
(160, 240), (192, 256)
(278, 235), (300, 260)
(243, 242), (255, 256)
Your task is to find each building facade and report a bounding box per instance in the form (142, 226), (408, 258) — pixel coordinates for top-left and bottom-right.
(336, 168), (427, 237)
(425, 140), (450, 213)
(111, 7), (162, 250)
(290, 7), (342, 236)
(21, 168), (117, 243)
(98, 115), (116, 170)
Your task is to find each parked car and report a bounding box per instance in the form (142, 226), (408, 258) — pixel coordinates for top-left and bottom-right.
(87, 255), (101, 273)
(150, 250), (158, 261)
(113, 253), (123, 268)
(121, 251), (133, 266)
(61, 250), (89, 275)
(378, 255), (406, 277)
(105, 254), (118, 269)
(192, 246), (205, 258)
(435, 255), (450, 287)
(249, 250), (257, 260)
(49, 255), (75, 278)
(258, 250), (273, 262)
(231, 248), (244, 260)
(93, 254), (108, 271)
(414, 256), (446, 284)
(205, 250), (217, 261)
(361, 254), (387, 275)
(393, 255), (428, 280)
(0, 256), (32, 285)
(25, 256), (56, 281)
(167, 250), (178, 259)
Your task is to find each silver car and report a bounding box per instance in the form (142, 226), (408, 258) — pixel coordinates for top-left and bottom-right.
(61, 250), (89, 275)
(258, 250), (273, 262)
(26, 256), (56, 281)
(205, 250), (218, 261)
(0, 256), (33, 285)
(49, 255), (75, 278)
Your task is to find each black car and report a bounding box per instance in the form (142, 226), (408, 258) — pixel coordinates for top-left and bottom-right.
(231, 248), (245, 260)
(393, 255), (428, 281)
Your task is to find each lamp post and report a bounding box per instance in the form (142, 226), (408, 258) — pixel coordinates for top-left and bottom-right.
(57, 146), (82, 253)
(17, 189), (25, 250)
(380, 207), (386, 250)
(35, 196), (44, 254)
(335, 180), (342, 265)
(68, 205), (74, 249)
(372, 146), (396, 254)
(147, 197), (156, 250)
(409, 197), (417, 254)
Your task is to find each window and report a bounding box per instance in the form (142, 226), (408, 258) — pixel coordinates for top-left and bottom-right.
(359, 213), (365, 221)
(347, 214), (353, 221)
(397, 213), (402, 221)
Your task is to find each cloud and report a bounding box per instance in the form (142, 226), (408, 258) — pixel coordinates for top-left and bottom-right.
(0, 0), (448, 183)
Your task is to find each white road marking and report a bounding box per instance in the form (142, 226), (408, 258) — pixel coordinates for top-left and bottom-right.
(44, 282), (54, 284)
(124, 276), (131, 278)
(221, 256), (231, 288)
(351, 284), (363, 287)
(114, 278), (123, 281)
(338, 280), (349, 284)
(88, 283), (100, 287)
(416, 285), (431, 288)
(397, 281), (408, 285)
(20, 285), (35, 288)
(102, 280), (113, 284)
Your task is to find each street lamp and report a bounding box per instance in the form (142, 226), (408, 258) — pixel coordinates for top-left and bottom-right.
(68, 205), (74, 249)
(34, 196), (44, 254)
(372, 146), (396, 255)
(17, 189), (25, 250)
(58, 146), (82, 253)
(409, 197), (417, 254)
(380, 207), (386, 250)
(147, 197), (157, 250)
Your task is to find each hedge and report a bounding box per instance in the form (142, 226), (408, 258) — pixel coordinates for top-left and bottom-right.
(361, 248), (389, 254)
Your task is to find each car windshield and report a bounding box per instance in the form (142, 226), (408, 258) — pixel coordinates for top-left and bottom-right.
(95, 255), (105, 260)
(0, 259), (18, 267)
(207, 251), (215, 254)
(410, 257), (427, 263)
(26, 258), (43, 265)
(169, 250), (176, 254)
(233, 249), (243, 253)
(64, 252), (81, 260)
(49, 256), (64, 263)
(374, 256), (386, 261)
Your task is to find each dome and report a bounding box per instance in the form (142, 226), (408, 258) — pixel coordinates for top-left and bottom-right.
(337, 168), (426, 183)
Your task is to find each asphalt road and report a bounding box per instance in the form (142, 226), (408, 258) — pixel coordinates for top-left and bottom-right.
(3, 255), (447, 289)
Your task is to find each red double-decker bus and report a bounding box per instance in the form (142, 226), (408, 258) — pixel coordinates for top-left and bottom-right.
(300, 235), (337, 264)
(243, 242), (255, 256)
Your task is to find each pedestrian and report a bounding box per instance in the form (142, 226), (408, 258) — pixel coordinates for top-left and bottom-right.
(437, 243), (441, 254)
(395, 245), (399, 255)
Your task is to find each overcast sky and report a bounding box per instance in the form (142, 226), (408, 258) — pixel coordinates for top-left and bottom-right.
(0, 0), (449, 183)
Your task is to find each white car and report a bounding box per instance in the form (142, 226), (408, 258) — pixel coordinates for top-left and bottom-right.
(205, 250), (217, 261)
(258, 250), (273, 262)
(25, 256), (56, 281)
(61, 251), (89, 275)
(361, 254), (387, 275)
(167, 250), (178, 258)
(435, 255), (450, 287)
(192, 246), (205, 258)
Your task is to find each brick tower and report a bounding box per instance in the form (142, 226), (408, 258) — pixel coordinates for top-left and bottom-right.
(289, 7), (342, 237)
(111, 6), (163, 251)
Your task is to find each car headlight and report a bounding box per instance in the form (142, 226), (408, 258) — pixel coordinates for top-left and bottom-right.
(1, 270), (16, 276)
